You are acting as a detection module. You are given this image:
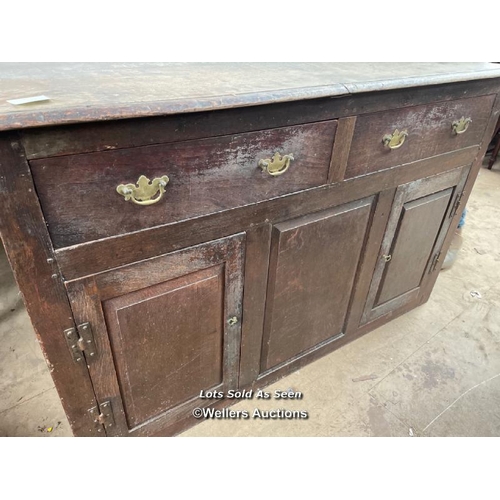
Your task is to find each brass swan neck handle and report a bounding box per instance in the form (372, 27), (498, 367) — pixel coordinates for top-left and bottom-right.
(116, 175), (170, 206)
(382, 129), (408, 150)
(258, 152), (295, 176)
(452, 117), (472, 135)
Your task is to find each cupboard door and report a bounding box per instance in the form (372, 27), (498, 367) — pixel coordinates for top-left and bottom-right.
(65, 234), (244, 436)
(259, 197), (374, 373)
(361, 165), (470, 325)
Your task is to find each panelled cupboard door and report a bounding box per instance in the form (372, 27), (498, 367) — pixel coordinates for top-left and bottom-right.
(65, 234), (245, 436)
(259, 197), (374, 375)
(361, 165), (470, 326)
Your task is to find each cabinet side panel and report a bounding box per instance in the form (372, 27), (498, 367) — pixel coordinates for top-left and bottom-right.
(0, 133), (101, 436)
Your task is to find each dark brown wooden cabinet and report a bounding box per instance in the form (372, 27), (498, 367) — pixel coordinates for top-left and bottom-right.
(1, 63), (499, 436)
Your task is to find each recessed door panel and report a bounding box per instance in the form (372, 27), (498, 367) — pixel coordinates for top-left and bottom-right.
(376, 188), (452, 306)
(261, 198), (373, 372)
(102, 265), (224, 428)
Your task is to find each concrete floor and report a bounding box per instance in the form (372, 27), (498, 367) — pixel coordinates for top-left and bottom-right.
(1, 162), (499, 437)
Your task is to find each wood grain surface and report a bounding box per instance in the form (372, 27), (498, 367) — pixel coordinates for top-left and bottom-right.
(260, 198), (373, 372)
(20, 78), (500, 161)
(1, 63), (500, 131)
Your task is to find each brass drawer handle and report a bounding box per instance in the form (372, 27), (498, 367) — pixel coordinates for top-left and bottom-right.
(258, 152), (294, 176)
(116, 175), (170, 206)
(382, 129), (408, 150)
(452, 116), (472, 135)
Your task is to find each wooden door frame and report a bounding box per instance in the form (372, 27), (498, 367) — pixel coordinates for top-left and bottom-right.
(239, 196), (378, 389)
(360, 165), (470, 326)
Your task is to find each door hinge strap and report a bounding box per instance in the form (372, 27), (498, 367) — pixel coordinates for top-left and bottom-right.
(64, 322), (97, 363)
(450, 192), (464, 219)
(429, 251), (442, 273)
(88, 401), (115, 433)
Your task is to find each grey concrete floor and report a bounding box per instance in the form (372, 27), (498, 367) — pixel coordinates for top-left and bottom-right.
(1, 162), (499, 437)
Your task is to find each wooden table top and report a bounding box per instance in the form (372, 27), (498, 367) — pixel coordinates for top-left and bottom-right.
(1, 62), (500, 131)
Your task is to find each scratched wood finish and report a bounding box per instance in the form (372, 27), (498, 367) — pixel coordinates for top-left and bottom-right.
(147, 91), (500, 428)
(30, 121), (337, 248)
(0, 133), (101, 436)
(346, 95), (495, 179)
(66, 234), (244, 436)
(245, 164), (472, 394)
(260, 198), (373, 373)
(3, 63), (500, 132)
(20, 78), (500, 161)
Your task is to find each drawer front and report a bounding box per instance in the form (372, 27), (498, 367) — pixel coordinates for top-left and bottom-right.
(345, 95), (495, 179)
(30, 121), (337, 248)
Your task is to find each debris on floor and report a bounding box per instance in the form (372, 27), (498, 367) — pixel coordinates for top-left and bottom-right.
(37, 421), (61, 434)
(352, 374), (379, 383)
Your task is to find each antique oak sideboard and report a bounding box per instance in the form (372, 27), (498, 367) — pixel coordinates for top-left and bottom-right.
(1, 63), (499, 436)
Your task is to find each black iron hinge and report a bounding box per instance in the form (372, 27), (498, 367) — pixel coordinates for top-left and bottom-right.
(64, 322), (97, 363)
(88, 401), (115, 433)
(429, 251), (442, 273)
(450, 192), (464, 219)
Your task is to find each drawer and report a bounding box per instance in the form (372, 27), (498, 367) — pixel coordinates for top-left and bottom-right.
(345, 95), (495, 179)
(30, 120), (337, 248)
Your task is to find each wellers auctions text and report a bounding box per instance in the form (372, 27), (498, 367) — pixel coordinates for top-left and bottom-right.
(196, 407), (309, 420)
